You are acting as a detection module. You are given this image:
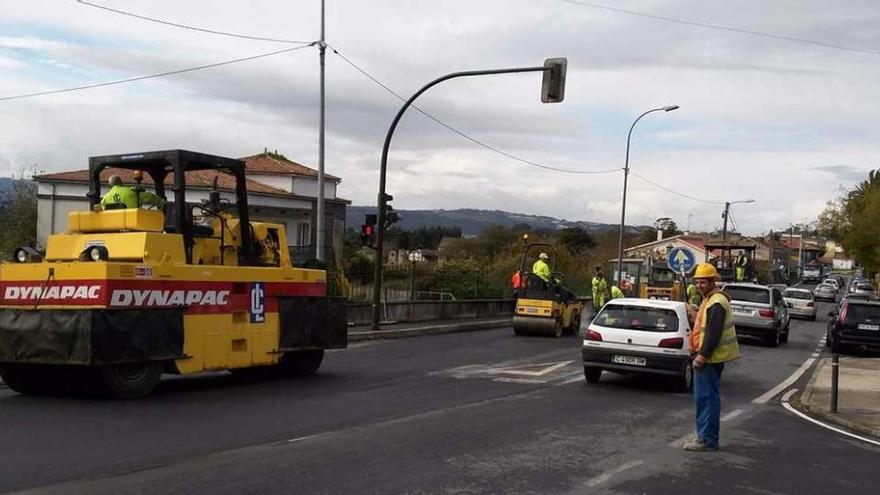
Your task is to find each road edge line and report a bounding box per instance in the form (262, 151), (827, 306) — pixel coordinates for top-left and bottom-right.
(781, 389), (880, 448)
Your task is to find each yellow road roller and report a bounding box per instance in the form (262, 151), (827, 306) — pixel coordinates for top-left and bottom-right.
(511, 240), (584, 338)
(0, 150), (347, 398)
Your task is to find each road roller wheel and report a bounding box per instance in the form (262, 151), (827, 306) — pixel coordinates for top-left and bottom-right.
(98, 361), (164, 399)
(0, 364), (40, 395)
(279, 350), (324, 376)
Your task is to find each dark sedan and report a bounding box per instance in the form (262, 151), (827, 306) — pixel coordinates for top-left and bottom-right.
(827, 299), (880, 354)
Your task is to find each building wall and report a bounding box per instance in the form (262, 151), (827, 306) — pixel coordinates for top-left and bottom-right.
(292, 177), (337, 199)
(625, 239), (711, 263)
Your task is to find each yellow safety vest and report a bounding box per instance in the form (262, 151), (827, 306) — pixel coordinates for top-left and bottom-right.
(592, 277), (607, 306)
(687, 284), (701, 306)
(689, 291), (740, 363)
(532, 260), (551, 282)
(611, 285), (624, 299)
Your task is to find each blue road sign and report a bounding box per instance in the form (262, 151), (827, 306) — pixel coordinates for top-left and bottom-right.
(667, 247), (696, 273)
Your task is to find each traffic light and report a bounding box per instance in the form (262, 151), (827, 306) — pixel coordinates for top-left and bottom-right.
(361, 213), (377, 247)
(385, 206), (401, 228)
(541, 58), (567, 103)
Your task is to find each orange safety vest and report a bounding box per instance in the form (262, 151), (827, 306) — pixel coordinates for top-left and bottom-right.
(688, 288), (725, 353)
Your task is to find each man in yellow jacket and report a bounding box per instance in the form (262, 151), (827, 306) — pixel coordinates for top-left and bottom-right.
(531, 252), (552, 288)
(101, 174), (166, 209)
(684, 263), (740, 452)
(591, 267), (608, 313)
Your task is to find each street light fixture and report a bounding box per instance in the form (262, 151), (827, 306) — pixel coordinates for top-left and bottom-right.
(614, 105), (680, 286)
(721, 199), (756, 241)
(371, 59), (568, 330)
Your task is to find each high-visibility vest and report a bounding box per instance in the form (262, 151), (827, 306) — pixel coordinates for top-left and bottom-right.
(611, 285), (624, 299)
(532, 260), (551, 282)
(688, 290), (740, 363)
(592, 277), (607, 305)
(687, 284), (701, 306)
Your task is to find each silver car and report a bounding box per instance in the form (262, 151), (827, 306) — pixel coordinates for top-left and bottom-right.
(814, 284), (837, 302)
(783, 288), (816, 320)
(851, 282), (875, 299)
(723, 283), (791, 347)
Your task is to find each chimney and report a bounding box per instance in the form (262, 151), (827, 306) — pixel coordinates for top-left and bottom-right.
(656, 229), (663, 242)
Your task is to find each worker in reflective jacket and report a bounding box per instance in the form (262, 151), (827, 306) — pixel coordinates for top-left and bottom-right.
(610, 281), (624, 300)
(101, 174), (166, 209)
(684, 263), (740, 452)
(531, 253), (552, 287)
(687, 281), (701, 306)
(734, 252), (749, 282)
(591, 267), (608, 313)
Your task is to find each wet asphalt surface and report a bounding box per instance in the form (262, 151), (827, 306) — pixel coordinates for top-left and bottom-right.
(1, 296), (877, 494)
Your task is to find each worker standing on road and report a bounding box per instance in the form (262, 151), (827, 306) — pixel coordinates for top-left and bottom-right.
(734, 252), (749, 282)
(610, 282), (624, 300)
(684, 263), (740, 452)
(532, 253), (552, 289)
(591, 267), (608, 313)
(101, 173), (166, 209)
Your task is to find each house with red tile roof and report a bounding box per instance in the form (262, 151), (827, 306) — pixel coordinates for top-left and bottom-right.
(33, 151), (349, 262)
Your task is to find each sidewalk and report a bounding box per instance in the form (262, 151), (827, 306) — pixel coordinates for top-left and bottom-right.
(798, 356), (880, 438)
(348, 317), (512, 341)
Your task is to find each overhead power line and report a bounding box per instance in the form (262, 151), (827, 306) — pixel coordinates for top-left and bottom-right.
(630, 171), (723, 205)
(0, 43), (313, 102)
(564, 1), (880, 57)
(77, 0), (314, 45)
(328, 45), (621, 176)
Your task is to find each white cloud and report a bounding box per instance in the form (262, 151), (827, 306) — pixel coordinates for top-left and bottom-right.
(0, 0), (877, 234)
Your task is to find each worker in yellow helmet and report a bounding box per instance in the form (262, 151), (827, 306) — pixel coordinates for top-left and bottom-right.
(684, 262), (740, 452)
(101, 173), (166, 209)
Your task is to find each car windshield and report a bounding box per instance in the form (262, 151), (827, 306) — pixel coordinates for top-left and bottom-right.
(594, 305), (679, 332)
(783, 290), (811, 300)
(817, 285), (834, 291)
(724, 286), (770, 304)
(844, 304), (880, 324)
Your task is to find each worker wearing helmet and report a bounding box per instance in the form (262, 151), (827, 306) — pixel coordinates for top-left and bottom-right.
(532, 252), (552, 286)
(684, 262), (740, 452)
(101, 173), (166, 209)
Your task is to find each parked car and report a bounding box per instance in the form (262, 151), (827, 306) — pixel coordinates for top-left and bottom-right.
(723, 283), (790, 347)
(826, 299), (880, 354)
(582, 299), (692, 392)
(851, 282), (875, 298)
(814, 284), (837, 302)
(782, 288), (816, 321)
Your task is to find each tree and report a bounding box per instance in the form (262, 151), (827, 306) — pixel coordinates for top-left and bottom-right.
(559, 227), (596, 255)
(0, 178), (37, 256)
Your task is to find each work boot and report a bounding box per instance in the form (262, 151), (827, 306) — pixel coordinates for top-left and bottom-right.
(682, 439), (717, 452)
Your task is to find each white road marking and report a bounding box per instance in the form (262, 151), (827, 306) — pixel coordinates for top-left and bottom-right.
(781, 389), (880, 448)
(485, 361), (574, 377)
(585, 460), (644, 487)
(492, 377), (548, 385)
(752, 338), (825, 404)
(286, 434), (318, 444)
(721, 408), (745, 422)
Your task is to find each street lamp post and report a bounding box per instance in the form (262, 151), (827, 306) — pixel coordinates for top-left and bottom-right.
(371, 59), (568, 331)
(615, 105), (679, 286)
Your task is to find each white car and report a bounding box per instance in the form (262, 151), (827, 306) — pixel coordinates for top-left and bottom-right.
(581, 298), (692, 392)
(821, 279), (840, 292)
(783, 288), (817, 321)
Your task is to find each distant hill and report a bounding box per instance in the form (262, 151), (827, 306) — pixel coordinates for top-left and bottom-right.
(346, 206), (648, 236)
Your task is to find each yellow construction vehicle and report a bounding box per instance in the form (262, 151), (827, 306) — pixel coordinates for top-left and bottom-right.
(0, 150), (347, 398)
(512, 239), (584, 338)
(609, 257), (683, 300)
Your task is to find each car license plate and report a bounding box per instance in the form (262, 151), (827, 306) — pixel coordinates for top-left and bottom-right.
(526, 307), (539, 313)
(858, 324), (880, 331)
(733, 308), (749, 314)
(612, 355), (646, 366)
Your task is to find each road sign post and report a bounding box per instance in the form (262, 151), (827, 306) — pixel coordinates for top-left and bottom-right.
(667, 247), (696, 303)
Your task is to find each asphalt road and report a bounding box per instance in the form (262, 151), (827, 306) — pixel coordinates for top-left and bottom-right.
(1, 297), (877, 494)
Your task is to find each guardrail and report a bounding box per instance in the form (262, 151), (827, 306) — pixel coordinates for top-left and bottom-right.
(346, 298), (516, 326)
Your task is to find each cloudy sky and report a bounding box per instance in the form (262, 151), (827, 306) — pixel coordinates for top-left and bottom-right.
(1, 0), (878, 234)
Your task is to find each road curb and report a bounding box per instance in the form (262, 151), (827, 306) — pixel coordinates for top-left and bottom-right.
(348, 318), (511, 341)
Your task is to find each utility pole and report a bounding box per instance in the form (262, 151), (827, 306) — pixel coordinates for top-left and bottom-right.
(721, 202), (730, 241)
(315, 0), (326, 261)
